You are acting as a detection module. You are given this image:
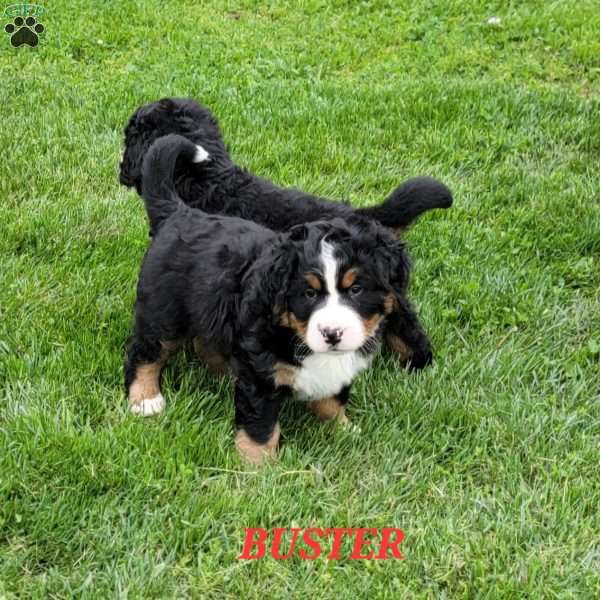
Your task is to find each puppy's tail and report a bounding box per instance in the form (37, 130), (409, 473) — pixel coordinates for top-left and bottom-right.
(357, 177), (453, 230)
(141, 133), (210, 233)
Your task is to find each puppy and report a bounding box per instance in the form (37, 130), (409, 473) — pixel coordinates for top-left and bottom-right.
(120, 99), (453, 370)
(120, 98), (452, 236)
(126, 136), (411, 465)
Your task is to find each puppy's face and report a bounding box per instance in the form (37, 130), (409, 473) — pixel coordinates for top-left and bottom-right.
(280, 226), (403, 354)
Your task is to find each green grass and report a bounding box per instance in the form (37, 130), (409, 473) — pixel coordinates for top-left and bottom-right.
(1, 0), (599, 596)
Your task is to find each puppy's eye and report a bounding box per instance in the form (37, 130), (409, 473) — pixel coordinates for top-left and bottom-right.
(349, 284), (363, 296)
(304, 288), (318, 300)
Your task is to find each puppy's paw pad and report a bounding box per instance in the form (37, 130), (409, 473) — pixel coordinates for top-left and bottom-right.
(193, 145), (210, 163)
(130, 393), (165, 416)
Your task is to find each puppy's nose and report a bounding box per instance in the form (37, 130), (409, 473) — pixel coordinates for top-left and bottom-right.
(320, 326), (343, 346)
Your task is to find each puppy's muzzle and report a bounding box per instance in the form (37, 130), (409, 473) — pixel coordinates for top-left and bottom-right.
(319, 326), (344, 347)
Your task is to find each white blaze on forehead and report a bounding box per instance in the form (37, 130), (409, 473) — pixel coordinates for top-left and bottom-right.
(305, 240), (366, 353)
(320, 240), (339, 300)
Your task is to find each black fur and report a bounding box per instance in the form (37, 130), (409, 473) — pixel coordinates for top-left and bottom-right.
(127, 136), (412, 450)
(120, 97), (453, 232)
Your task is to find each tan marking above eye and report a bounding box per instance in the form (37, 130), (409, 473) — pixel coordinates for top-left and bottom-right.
(340, 268), (359, 289)
(305, 273), (322, 290)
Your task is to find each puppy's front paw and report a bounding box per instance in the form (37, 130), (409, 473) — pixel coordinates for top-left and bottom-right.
(309, 397), (348, 425)
(406, 347), (433, 372)
(130, 393), (165, 417)
(235, 425), (280, 467)
(386, 334), (433, 371)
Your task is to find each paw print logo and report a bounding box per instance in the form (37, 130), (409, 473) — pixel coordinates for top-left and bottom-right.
(4, 15), (44, 47)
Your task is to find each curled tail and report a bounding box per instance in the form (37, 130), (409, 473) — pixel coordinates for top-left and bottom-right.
(358, 176), (453, 230)
(141, 133), (210, 234)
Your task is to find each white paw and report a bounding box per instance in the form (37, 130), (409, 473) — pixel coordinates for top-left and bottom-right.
(130, 394), (165, 417)
(193, 145), (210, 163)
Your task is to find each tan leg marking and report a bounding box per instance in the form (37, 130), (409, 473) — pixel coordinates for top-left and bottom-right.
(272, 362), (298, 388)
(129, 363), (165, 416)
(310, 397), (349, 425)
(235, 423), (281, 466)
(386, 333), (412, 362)
(193, 337), (229, 375)
(129, 341), (179, 416)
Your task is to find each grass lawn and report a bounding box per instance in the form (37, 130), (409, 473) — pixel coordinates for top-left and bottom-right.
(1, 0), (599, 596)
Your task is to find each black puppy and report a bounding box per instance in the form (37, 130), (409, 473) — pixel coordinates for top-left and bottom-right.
(127, 135), (411, 465)
(120, 98), (453, 370)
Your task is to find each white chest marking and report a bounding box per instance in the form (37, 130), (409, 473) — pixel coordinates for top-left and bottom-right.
(293, 351), (372, 400)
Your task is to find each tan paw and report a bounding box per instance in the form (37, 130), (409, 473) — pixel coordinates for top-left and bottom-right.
(310, 397), (348, 425)
(235, 425), (280, 466)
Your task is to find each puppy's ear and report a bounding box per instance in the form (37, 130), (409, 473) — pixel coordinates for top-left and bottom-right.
(137, 98), (177, 126)
(241, 238), (298, 327)
(287, 224), (309, 241)
(119, 113), (147, 192)
(119, 99), (178, 192)
(263, 240), (299, 314)
(373, 233), (411, 296)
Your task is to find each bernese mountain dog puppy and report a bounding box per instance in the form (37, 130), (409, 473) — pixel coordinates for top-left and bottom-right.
(119, 98), (453, 371)
(127, 135), (411, 465)
(119, 98), (453, 236)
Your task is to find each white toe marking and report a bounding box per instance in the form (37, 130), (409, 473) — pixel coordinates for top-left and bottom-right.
(193, 145), (210, 163)
(130, 393), (165, 417)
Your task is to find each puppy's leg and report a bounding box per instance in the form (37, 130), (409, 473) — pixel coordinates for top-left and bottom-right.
(234, 381), (282, 466)
(125, 337), (179, 416)
(385, 298), (432, 371)
(192, 337), (228, 375)
(309, 386), (350, 425)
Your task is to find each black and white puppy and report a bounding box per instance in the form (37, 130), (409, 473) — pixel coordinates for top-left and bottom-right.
(120, 98), (453, 370)
(126, 136), (410, 465)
